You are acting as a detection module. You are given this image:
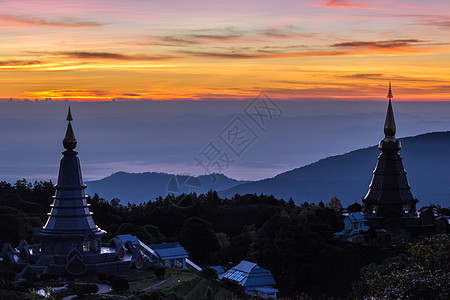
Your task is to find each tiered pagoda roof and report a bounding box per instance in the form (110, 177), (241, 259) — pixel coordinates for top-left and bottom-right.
(6, 108), (143, 277)
(362, 83), (418, 230)
(39, 108), (105, 254)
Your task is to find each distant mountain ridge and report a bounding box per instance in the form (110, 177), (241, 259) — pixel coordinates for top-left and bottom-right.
(219, 131), (450, 207)
(86, 131), (450, 207)
(86, 171), (249, 204)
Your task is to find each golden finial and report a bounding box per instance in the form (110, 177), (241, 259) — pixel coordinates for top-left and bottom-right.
(387, 81), (393, 99)
(63, 107), (77, 150)
(66, 106), (73, 121)
(384, 83), (396, 137)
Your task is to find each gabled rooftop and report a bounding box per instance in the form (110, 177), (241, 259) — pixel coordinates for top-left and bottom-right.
(117, 234), (141, 245)
(346, 212), (367, 223)
(150, 242), (189, 260)
(220, 260), (277, 292)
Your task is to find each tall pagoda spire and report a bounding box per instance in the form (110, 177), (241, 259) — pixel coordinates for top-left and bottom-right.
(362, 83), (418, 231)
(384, 82), (396, 138)
(39, 107), (106, 255)
(66, 106), (73, 121)
(63, 106), (77, 150)
(387, 81), (393, 99)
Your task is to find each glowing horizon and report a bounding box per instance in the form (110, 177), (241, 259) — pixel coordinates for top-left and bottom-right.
(1, 0), (450, 101)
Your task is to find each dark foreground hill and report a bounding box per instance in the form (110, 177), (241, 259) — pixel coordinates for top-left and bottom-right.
(220, 131), (450, 207)
(86, 172), (249, 204)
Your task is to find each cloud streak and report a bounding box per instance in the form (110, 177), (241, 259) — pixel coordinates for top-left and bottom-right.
(177, 38), (441, 60)
(23, 89), (198, 100)
(153, 36), (201, 46)
(152, 31), (246, 47)
(24, 89), (110, 100)
(0, 60), (42, 66)
(150, 26), (313, 48)
(191, 33), (243, 41)
(0, 14), (100, 27)
(320, 0), (374, 9)
(37, 51), (177, 61)
(332, 39), (425, 49)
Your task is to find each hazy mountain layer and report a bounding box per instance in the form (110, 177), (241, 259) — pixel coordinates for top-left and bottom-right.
(220, 131), (450, 207)
(86, 131), (450, 207)
(86, 172), (249, 204)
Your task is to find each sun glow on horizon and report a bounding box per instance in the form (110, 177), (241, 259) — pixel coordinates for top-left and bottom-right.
(1, 0), (450, 101)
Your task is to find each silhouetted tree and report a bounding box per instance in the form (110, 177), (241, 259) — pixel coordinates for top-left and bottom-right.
(326, 196), (343, 212)
(180, 217), (220, 263)
(347, 202), (363, 213)
(353, 235), (449, 299)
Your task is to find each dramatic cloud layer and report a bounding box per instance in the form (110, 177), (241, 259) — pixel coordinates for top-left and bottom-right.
(1, 0), (450, 100)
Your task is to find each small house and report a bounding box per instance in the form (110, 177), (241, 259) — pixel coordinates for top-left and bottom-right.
(219, 260), (278, 298)
(149, 242), (189, 269)
(334, 212), (369, 238)
(420, 208), (436, 225)
(435, 216), (450, 233)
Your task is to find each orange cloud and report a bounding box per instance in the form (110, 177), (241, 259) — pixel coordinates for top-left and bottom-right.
(153, 36), (201, 46)
(45, 51), (177, 61)
(320, 0), (374, 9)
(177, 39), (444, 59)
(0, 59), (42, 66)
(24, 89), (109, 100)
(148, 26), (314, 49)
(332, 39), (425, 48)
(22, 89), (200, 101)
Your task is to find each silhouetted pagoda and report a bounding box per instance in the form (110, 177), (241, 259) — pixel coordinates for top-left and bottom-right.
(39, 107), (106, 255)
(362, 84), (419, 231)
(11, 108), (144, 277)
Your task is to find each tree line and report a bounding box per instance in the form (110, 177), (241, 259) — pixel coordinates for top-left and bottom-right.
(0, 179), (448, 299)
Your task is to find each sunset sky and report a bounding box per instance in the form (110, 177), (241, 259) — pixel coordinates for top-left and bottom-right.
(1, 0), (450, 101)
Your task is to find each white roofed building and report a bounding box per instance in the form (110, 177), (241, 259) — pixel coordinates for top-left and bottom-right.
(334, 212), (369, 239)
(219, 260), (278, 298)
(150, 242), (189, 269)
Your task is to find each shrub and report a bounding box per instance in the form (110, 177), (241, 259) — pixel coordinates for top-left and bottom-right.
(139, 291), (185, 300)
(107, 274), (119, 282)
(147, 263), (158, 271)
(166, 292), (185, 300)
(66, 282), (76, 289)
(166, 277), (200, 295)
(221, 278), (245, 297)
(72, 283), (99, 297)
(14, 280), (34, 292)
(39, 273), (59, 282)
(17, 280), (34, 288)
(201, 267), (218, 280)
(140, 290), (168, 299)
(23, 272), (38, 282)
(111, 277), (129, 291)
(98, 272), (108, 281)
(203, 287), (214, 300)
(154, 267), (166, 279)
(0, 270), (16, 287)
(0, 290), (23, 300)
